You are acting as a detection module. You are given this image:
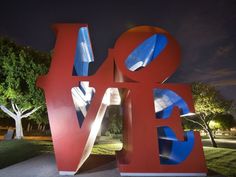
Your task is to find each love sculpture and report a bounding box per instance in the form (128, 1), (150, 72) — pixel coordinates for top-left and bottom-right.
(37, 24), (207, 176)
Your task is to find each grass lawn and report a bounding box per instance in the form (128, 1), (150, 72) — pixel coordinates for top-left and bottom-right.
(0, 139), (236, 177)
(92, 142), (122, 155)
(93, 143), (236, 177)
(92, 143), (236, 177)
(204, 147), (236, 177)
(0, 140), (52, 169)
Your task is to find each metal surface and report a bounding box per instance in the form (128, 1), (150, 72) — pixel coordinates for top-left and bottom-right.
(37, 24), (207, 175)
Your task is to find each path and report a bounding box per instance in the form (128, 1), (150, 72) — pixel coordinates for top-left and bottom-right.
(0, 153), (225, 177)
(202, 138), (236, 149)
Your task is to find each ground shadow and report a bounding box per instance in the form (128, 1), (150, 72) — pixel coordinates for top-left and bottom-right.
(207, 169), (225, 177)
(77, 154), (224, 176)
(78, 155), (116, 174)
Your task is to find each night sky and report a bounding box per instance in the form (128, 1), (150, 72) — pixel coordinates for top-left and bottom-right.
(0, 0), (236, 101)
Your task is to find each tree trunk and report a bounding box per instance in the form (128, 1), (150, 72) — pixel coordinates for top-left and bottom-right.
(27, 123), (31, 132)
(1, 103), (40, 139)
(206, 124), (217, 147)
(42, 124), (46, 132)
(38, 124), (41, 131)
(15, 117), (24, 139)
(20, 120), (24, 137)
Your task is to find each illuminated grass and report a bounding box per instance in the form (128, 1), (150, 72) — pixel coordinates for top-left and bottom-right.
(92, 143), (236, 177)
(204, 147), (236, 177)
(92, 143), (122, 155)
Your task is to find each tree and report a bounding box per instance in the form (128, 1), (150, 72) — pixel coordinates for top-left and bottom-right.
(0, 37), (50, 139)
(184, 82), (233, 147)
(107, 106), (122, 134)
(213, 114), (236, 131)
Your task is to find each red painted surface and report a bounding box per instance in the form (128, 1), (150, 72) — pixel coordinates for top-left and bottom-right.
(37, 24), (207, 174)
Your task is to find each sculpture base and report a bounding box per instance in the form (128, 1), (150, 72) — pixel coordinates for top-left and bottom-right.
(59, 171), (76, 175)
(120, 173), (207, 176)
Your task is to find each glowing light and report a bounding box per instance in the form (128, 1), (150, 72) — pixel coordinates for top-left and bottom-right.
(91, 118), (102, 134)
(180, 113), (195, 117)
(102, 88), (121, 105)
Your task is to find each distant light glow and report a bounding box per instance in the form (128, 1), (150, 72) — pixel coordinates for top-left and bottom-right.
(209, 120), (221, 129)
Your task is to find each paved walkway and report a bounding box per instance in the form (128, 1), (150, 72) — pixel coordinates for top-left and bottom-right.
(0, 153), (225, 177)
(0, 154), (121, 177)
(202, 138), (236, 149)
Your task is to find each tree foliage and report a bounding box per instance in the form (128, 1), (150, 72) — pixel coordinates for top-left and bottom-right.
(213, 114), (235, 131)
(184, 82), (233, 147)
(107, 106), (122, 134)
(0, 37), (50, 138)
(0, 37), (50, 110)
(192, 82), (231, 116)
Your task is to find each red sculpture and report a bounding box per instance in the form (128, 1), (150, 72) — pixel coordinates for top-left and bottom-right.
(37, 24), (207, 176)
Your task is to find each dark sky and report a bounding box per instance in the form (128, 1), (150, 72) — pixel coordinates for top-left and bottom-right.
(0, 0), (236, 100)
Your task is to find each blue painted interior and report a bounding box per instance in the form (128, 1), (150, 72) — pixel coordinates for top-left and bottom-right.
(72, 27), (95, 127)
(76, 109), (85, 126)
(125, 34), (167, 71)
(153, 89), (190, 119)
(72, 27), (94, 76)
(153, 89), (194, 164)
(158, 127), (195, 164)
